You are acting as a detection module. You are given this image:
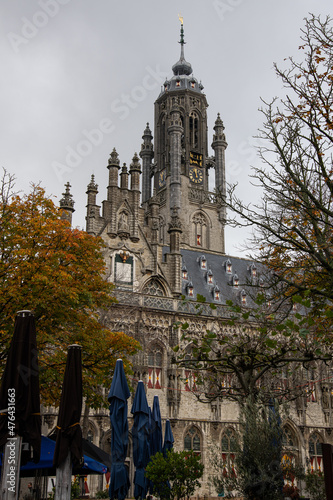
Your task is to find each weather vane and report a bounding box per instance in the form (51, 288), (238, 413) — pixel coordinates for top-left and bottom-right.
(178, 13), (183, 25)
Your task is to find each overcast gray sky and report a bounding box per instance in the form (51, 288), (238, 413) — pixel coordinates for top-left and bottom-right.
(1, 0), (332, 256)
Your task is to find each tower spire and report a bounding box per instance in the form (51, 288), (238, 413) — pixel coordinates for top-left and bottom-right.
(172, 16), (192, 76)
(178, 13), (185, 60)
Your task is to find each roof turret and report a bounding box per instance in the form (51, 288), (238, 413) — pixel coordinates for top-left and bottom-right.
(160, 17), (204, 96)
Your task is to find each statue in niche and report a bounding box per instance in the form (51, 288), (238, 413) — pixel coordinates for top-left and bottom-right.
(118, 211), (129, 231)
(322, 385), (330, 410)
(331, 387), (333, 408)
(168, 374), (175, 400)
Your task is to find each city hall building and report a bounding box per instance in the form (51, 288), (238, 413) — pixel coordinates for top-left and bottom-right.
(53, 22), (331, 497)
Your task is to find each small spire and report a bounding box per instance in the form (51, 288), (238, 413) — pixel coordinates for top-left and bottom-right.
(130, 152), (141, 171)
(59, 182), (75, 212)
(87, 174), (98, 192)
(108, 147), (120, 167)
(143, 122), (152, 138)
(215, 113), (223, 125)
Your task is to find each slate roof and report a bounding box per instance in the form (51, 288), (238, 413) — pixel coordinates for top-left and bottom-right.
(163, 247), (266, 306)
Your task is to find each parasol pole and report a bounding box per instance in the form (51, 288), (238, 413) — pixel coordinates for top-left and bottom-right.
(54, 451), (72, 500)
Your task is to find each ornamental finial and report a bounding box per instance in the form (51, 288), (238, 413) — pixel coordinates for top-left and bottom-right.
(178, 13), (185, 57)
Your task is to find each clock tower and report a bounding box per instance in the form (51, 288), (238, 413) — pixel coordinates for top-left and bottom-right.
(141, 20), (228, 257)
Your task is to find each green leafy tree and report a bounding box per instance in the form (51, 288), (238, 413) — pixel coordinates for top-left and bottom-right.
(0, 171), (140, 408)
(209, 400), (284, 500)
(303, 469), (325, 500)
(145, 449), (204, 500)
(175, 14), (333, 500)
(176, 294), (331, 405)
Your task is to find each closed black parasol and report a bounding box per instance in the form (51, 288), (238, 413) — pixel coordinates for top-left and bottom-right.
(53, 344), (83, 468)
(0, 310), (41, 462)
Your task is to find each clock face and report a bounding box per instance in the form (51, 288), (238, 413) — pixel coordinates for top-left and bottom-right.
(158, 169), (166, 188)
(189, 167), (203, 184)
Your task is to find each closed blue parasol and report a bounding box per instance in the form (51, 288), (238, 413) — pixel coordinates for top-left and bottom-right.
(108, 359), (130, 500)
(151, 396), (162, 457)
(131, 381), (150, 500)
(162, 419), (174, 457)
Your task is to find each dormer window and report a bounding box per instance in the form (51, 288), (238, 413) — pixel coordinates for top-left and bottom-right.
(225, 259), (232, 274)
(182, 265), (188, 280)
(176, 80), (181, 87)
(233, 273), (239, 288)
(207, 270), (213, 285)
(214, 285), (220, 301)
(190, 81), (195, 88)
(200, 255), (207, 270)
(249, 263), (257, 278)
(259, 277), (264, 287)
(241, 290), (247, 305)
(187, 282), (194, 297)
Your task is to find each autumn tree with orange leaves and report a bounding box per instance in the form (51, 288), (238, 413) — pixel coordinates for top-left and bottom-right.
(227, 14), (333, 324)
(0, 171), (139, 409)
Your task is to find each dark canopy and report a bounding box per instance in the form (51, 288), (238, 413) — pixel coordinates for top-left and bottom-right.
(0, 436), (107, 477)
(151, 396), (162, 457)
(108, 359), (131, 500)
(53, 344), (83, 468)
(162, 419), (174, 456)
(0, 311), (41, 462)
(131, 381), (150, 500)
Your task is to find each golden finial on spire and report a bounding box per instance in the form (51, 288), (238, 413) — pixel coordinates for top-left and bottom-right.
(178, 13), (183, 25)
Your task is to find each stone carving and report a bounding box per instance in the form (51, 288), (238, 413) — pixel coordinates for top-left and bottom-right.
(322, 385), (330, 410)
(118, 211), (129, 231)
(189, 188), (216, 205)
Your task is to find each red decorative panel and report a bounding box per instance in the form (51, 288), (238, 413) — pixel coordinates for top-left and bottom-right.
(148, 368), (153, 388)
(155, 368), (161, 389)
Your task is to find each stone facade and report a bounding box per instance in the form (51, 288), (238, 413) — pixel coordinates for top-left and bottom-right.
(54, 22), (332, 498)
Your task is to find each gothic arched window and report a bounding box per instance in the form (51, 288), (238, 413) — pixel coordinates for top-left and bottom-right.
(221, 428), (237, 477)
(102, 431), (111, 456)
(142, 279), (165, 296)
(87, 429), (94, 444)
(192, 212), (209, 248)
(309, 434), (323, 472)
(184, 426), (201, 455)
(282, 425), (299, 468)
(148, 348), (163, 389)
(189, 111), (199, 150)
(184, 345), (197, 392)
(160, 115), (167, 169)
(304, 364), (317, 402)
